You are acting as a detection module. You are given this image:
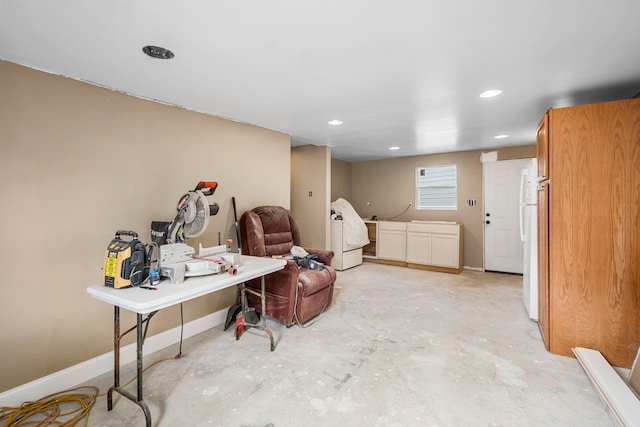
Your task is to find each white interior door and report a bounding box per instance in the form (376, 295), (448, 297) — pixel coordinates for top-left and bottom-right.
(483, 159), (530, 273)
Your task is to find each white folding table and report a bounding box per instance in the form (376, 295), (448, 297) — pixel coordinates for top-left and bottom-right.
(87, 254), (285, 427)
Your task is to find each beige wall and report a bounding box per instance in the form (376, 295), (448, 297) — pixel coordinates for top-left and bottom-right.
(0, 60), (291, 392)
(330, 158), (352, 202)
(345, 146), (535, 269)
(291, 145), (331, 250)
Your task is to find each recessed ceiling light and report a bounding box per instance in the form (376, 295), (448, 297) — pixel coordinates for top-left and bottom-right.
(494, 134), (509, 139)
(142, 45), (174, 59)
(389, 146), (400, 150)
(328, 120), (343, 126)
(479, 89), (502, 98)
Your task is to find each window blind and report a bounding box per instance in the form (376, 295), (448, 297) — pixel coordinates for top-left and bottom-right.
(417, 165), (457, 210)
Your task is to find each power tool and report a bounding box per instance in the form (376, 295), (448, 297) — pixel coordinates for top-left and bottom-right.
(104, 230), (149, 288)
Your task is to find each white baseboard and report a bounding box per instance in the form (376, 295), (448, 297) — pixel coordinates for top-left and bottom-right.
(573, 347), (640, 427)
(463, 266), (484, 272)
(0, 307), (229, 407)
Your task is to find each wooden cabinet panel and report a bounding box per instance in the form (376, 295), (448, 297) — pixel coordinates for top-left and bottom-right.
(544, 98), (640, 367)
(537, 111), (550, 350)
(536, 113), (549, 179)
(537, 182), (549, 350)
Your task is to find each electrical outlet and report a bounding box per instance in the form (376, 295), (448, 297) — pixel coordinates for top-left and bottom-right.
(367, 201), (372, 207)
(409, 201), (413, 207)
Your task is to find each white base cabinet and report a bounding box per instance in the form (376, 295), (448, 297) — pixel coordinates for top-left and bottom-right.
(406, 230), (432, 264)
(407, 222), (462, 271)
(372, 221), (463, 273)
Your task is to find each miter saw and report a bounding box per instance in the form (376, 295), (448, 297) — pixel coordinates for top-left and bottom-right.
(165, 181), (219, 243)
(157, 181), (227, 283)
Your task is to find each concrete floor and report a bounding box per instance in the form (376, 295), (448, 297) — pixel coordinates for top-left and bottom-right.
(85, 263), (613, 426)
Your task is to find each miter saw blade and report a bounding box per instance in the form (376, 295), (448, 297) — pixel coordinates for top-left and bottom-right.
(184, 197), (198, 223)
(182, 190), (210, 238)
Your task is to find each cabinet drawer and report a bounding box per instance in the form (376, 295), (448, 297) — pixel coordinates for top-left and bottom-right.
(379, 221), (407, 231)
(407, 222), (459, 235)
(341, 248), (363, 270)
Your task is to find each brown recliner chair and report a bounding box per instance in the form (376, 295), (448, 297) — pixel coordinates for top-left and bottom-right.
(240, 206), (336, 326)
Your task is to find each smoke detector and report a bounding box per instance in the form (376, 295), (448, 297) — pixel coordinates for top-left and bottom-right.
(142, 45), (174, 59)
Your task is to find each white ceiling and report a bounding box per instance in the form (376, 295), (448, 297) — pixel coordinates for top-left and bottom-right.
(2, 1), (639, 162)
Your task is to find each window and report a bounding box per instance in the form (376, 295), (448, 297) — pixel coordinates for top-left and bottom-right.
(416, 165), (457, 210)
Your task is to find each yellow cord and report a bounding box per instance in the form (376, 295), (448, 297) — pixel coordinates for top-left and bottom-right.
(3, 302), (184, 427)
(0, 385), (97, 427)
(96, 354), (179, 398)
(1, 355), (179, 426)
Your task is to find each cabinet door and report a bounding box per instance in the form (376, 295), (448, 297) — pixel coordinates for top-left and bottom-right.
(378, 230), (406, 261)
(547, 100), (640, 367)
(537, 182), (549, 350)
(431, 234), (459, 268)
(406, 232), (432, 264)
(536, 113), (549, 179)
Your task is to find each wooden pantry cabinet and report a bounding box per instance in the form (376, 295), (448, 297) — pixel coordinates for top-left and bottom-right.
(538, 98), (640, 367)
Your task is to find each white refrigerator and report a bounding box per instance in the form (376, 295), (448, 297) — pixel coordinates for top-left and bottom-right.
(519, 159), (538, 320)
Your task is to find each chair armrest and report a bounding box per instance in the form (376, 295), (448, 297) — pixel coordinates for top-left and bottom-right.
(304, 248), (335, 266)
(246, 259), (298, 299)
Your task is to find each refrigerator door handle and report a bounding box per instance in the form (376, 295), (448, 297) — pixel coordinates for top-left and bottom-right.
(519, 168), (527, 206)
(537, 179), (550, 191)
(519, 169), (527, 241)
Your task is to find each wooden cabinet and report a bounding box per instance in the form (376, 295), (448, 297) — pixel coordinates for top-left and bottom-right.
(536, 115), (550, 350)
(377, 221), (406, 261)
(539, 98), (640, 367)
(406, 222), (463, 272)
(536, 113), (549, 180)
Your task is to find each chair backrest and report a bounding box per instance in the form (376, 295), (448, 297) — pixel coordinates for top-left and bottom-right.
(240, 206), (302, 257)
